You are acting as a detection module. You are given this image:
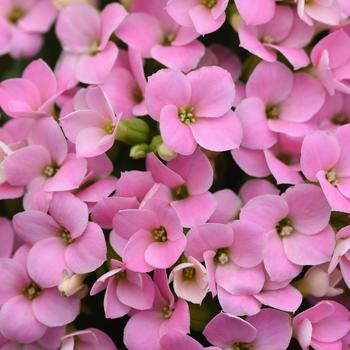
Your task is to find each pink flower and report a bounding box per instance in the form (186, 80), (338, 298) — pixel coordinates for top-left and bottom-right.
(0, 0), (57, 58)
(90, 259), (155, 318)
(61, 328), (117, 350)
(169, 256), (208, 304)
(0, 217), (14, 258)
(238, 5), (314, 69)
(293, 301), (350, 350)
(0, 253), (79, 343)
(111, 202), (186, 272)
(13, 192), (106, 288)
(0, 59), (62, 118)
(145, 66), (242, 155)
(145, 149), (217, 227)
(166, 0), (228, 35)
(240, 184), (333, 281)
(124, 270), (190, 350)
(55, 3), (127, 84)
(234, 0), (276, 25)
(300, 126), (350, 212)
(311, 29), (350, 95)
(204, 309), (292, 350)
(61, 86), (121, 158)
(116, 0), (205, 72)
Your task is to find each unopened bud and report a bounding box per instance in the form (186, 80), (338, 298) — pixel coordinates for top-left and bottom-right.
(116, 119), (150, 145)
(129, 144), (149, 159)
(58, 273), (88, 298)
(158, 144), (176, 161)
(52, 0), (95, 10)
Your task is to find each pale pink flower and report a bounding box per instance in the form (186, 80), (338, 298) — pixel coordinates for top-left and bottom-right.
(234, 0), (276, 25)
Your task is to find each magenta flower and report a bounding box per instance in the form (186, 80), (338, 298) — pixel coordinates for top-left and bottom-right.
(61, 328), (117, 350)
(293, 301), (350, 350)
(61, 86), (121, 158)
(124, 270), (190, 350)
(238, 5), (314, 69)
(111, 203), (186, 272)
(240, 184), (333, 281)
(0, 59), (61, 118)
(145, 66), (242, 155)
(116, 0), (205, 72)
(204, 309), (292, 350)
(0, 0), (57, 58)
(13, 192), (106, 288)
(0, 253), (79, 343)
(166, 0), (228, 35)
(90, 259), (155, 318)
(146, 149), (217, 227)
(55, 3), (127, 84)
(300, 126), (350, 212)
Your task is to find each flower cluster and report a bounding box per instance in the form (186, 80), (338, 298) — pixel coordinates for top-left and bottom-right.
(0, 0), (350, 349)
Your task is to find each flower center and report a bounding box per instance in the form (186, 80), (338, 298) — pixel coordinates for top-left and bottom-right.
(233, 343), (253, 350)
(326, 168), (338, 185)
(59, 228), (73, 245)
(133, 87), (143, 104)
(178, 107), (196, 124)
(162, 32), (176, 46)
(43, 163), (59, 178)
(262, 35), (275, 44)
(89, 40), (100, 56)
(201, 0), (217, 9)
(22, 282), (41, 301)
(171, 185), (189, 200)
(152, 226), (168, 242)
(332, 113), (348, 125)
(162, 305), (173, 319)
(183, 267), (196, 280)
(115, 270), (127, 280)
(8, 6), (26, 24)
(276, 218), (294, 237)
(266, 105), (279, 119)
(214, 248), (230, 265)
(104, 122), (115, 135)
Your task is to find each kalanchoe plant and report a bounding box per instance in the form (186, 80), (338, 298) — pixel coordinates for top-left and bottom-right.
(0, 0), (350, 349)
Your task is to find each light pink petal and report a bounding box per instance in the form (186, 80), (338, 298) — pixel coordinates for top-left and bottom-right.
(76, 43), (119, 85)
(151, 41), (205, 73)
(190, 110), (242, 152)
(217, 288), (261, 316)
(240, 194), (288, 230)
(216, 263), (265, 295)
(231, 220), (265, 268)
(231, 148), (270, 177)
(168, 148), (213, 194)
(239, 179), (279, 204)
(335, 124), (350, 176)
(246, 61), (293, 104)
(248, 309), (292, 350)
(283, 226), (335, 265)
(236, 97), (276, 150)
(145, 69), (191, 120)
(264, 232), (302, 281)
(166, 0), (199, 27)
(123, 230), (154, 272)
(104, 279), (130, 318)
(283, 184), (331, 234)
(32, 288), (79, 327)
(255, 285), (302, 312)
(117, 13), (163, 57)
(203, 312), (257, 347)
(45, 154), (87, 192)
(145, 237), (186, 268)
(117, 273), (155, 310)
(189, 5), (225, 35)
(171, 192), (217, 227)
(49, 192), (88, 238)
(235, 0), (275, 25)
(0, 296), (46, 343)
(160, 104), (197, 156)
(209, 189), (242, 223)
(160, 299), (190, 336)
(160, 332), (204, 350)
(187, 66), (234, 117)
(0, 259), (28, 304)
(0, 218), (14, 258)
(13, 210), (59, 245)
(29, 117), (67, 165)
(300, 131), (340, 181)
(27, 238), (67, 288)
(124, 311), (163, 350)
(268, 45), (310, 70)
(4, 145), (50, 186)
(65, 222), (106, 274)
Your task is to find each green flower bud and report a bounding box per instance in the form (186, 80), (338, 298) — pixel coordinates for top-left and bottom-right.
(116, 119), (150, 145)
(129, 144), (149, 159)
